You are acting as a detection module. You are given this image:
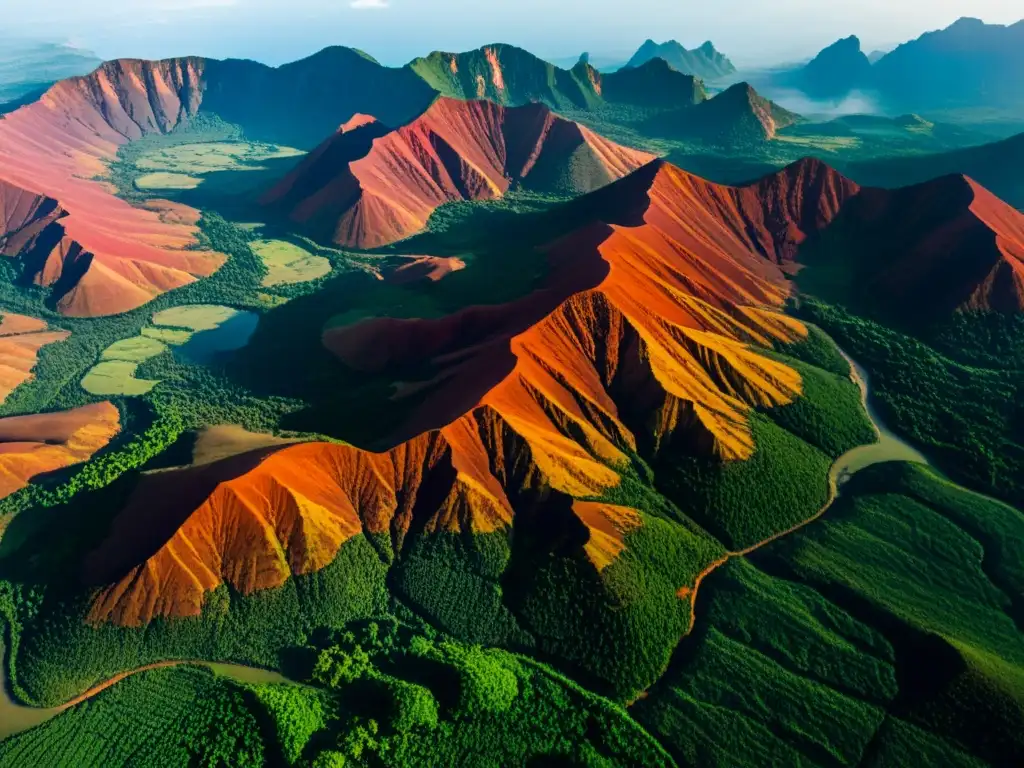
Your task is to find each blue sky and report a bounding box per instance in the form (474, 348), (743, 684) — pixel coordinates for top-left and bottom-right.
(8, 0), (1022, 67)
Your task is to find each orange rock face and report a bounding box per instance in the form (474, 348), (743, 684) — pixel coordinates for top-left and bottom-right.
(87, 159), (842, 627)
(264, 97), (656, 248)
(0, 312), (70, 405)
(0, 60), (223, 316)
(0, 402), (120, 500)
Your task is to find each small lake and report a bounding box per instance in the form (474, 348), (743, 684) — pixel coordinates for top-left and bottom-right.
(174, 310), (259, 365)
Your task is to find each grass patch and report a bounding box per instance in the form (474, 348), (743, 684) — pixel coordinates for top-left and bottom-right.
(151, 304), (242, 332)
(252, 239), (332, 287)
(100, 336), (168, 363)
(135, 141), (303, 175)
(80, 361), (158, 397)
(139, 327), (193, 346)
(134, 172), (202, 191)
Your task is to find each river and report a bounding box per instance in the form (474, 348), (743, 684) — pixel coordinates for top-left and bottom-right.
(0, 642), (289, 740)
(0, 344), (931, 742)
(830, 350), (930, 488)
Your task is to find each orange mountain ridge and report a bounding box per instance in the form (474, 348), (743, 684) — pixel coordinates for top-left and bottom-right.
(81, 158), (1024, 627)
(815, 173), (1024, 314)
(263, 97), (657, 249)
(85, 157), (857, 627)
(0, 60), (223, 316)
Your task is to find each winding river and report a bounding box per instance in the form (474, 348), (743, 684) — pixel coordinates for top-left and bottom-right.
(0, 645), (289, 740)
(0, 344), (930, 741)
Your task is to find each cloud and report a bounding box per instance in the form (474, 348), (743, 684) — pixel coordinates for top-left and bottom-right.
(350, 0), (389, 8)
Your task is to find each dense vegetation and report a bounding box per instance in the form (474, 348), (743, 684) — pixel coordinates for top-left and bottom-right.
(1, 118), (1021, 767)
(799, 299), (1024, 508)
(0, 666), (266, 767)
(1, 622), (673, 768)
(635, 461), (1024, 767)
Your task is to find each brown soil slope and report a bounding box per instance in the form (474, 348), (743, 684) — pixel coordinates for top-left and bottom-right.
(86, 158), (868, 627)
(0, 60), (222, 316)
(0, 312), (70, 405)
(0, 402), (120, 499)
(263, 97), (656, 249)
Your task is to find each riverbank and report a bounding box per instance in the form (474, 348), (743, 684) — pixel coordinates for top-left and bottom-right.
(0, 644), (289, 740)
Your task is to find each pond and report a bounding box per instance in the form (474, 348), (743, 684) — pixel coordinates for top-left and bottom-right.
(164, 309), (259, 365)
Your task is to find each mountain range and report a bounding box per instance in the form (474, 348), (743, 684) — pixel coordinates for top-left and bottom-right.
(263, 98), (655, 248)
(781, 18), (1024, 112)
(0, 27), (1023, 768)
(625, 39), (736, 81)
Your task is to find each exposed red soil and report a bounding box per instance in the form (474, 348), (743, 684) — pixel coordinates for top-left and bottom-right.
(0, 312), (70, 405)
(264, 97), (656, 248)
(0, 60), (223, 316)
(87, 159), (840, 626)
(0, 402), (120, 499)
(803, 171), (1024, 314)
(82, 157), (1024, 627)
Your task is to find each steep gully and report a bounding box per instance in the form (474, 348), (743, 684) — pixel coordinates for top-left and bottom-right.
(0, 334), (928, 737)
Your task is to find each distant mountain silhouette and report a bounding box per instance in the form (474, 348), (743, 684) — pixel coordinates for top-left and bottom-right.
(777, 19), (1024, 112)
(626, 39), (736, 80)
(0, 38), (100, 103)
(792, 36), (874, 99)
(873, 17), (1024, 110)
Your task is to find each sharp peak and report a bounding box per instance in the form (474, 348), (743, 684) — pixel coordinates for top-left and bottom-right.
(634, 57), (677, 71)
(780, 156), (845, 176)
(821, 35), (863, 51)
(298, 46), (381, 65)
(720, 81), (760, 97)
(338, 114), (380, 133)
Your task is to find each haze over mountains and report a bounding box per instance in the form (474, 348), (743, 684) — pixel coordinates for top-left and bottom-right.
(0, 37), (99, 106)
(1, 12), (1024, 767)
(625, 39), (736, 81)
(779, 18), (1024, 113)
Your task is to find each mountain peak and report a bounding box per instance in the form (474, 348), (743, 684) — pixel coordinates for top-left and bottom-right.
(339, 113), (378, 133)
(265, 97), (655, 248)
(626, 38), (735, 80)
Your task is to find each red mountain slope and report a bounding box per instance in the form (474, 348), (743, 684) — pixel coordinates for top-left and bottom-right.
(0, 60), (222, 316)
(263, 97), (656, 248)
(86, 158), (847, 626)
(81, 158), (1024, 626)
(0, 402), (120, 500)
(799, 171), (1024, 315)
